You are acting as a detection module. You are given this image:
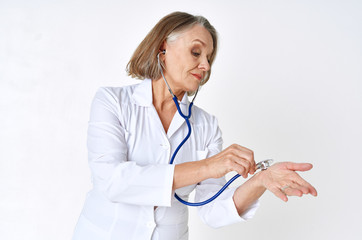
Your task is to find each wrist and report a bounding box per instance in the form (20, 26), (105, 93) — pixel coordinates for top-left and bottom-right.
(233, 172), (267, 215)
(199, 158), (213, 179)
(251, 171), (268, 189)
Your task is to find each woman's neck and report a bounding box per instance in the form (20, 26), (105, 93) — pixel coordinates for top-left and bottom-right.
(152, 77), (185, 111)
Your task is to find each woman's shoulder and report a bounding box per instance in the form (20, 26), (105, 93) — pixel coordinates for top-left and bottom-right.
(192, 104), (219, 127)
(94, 83), (139, 106)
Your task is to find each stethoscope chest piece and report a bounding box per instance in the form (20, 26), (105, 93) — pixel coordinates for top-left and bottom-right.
(256, 159), (274, 171)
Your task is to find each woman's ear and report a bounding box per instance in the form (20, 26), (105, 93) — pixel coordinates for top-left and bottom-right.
(159, 41), (167, 55)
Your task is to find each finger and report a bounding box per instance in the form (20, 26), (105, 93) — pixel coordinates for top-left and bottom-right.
(285, 162), (313, 172)
(240, 147), (256, 174)
(225, 152), (251, 177)
(303, 183), (318, 196)
(230, 144), (256, 174)
(225, 155), (248, 178)
(270, 186), (288, 202)
(233, 156), (252, 176)
(282, 184), (303, 197)
(229, 161), (247, 178)
(292, 183), (310, 195)
(284, 188), (303, 197)
(283, 177), (309, 194)
(292, 175), (318, 196)
(309, 184), (318, 196)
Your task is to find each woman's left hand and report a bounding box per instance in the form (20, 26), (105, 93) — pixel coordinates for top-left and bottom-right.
(258, 162), (318, 202)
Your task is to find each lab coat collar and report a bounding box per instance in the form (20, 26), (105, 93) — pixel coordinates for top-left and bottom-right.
(131, 79), (194, 124)
(131, 79), (153, 107)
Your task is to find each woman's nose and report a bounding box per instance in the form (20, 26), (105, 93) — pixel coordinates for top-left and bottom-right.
(198, 58), (210, 72)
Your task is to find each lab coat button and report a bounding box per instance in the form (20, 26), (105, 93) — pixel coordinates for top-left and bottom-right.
(146, 221), (156, 228)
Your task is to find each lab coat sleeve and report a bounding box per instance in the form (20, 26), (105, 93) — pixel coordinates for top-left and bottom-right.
(194, 116), (260, 228)
(87, 87), (174, 207)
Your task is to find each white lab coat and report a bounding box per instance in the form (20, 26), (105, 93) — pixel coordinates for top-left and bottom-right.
(72, 79), (259, 240)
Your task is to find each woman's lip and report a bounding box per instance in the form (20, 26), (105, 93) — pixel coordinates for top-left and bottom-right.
(191, 73), (202, 81)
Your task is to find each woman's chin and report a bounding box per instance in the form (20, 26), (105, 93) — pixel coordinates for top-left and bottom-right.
(188, 79), (201, 91)
(186, 84), (200, 93)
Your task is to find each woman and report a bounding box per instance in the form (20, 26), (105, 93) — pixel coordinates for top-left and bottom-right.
(72, 11), (317, 240)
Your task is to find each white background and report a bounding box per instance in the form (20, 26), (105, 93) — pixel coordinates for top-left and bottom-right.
(1, 0), (361, 239)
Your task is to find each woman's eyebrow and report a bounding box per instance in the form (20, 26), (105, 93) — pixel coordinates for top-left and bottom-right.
(192, 39), (213, 55)
(192, 39), (206, 46)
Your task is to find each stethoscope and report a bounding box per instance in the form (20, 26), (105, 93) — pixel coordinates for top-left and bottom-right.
(157, 51), (273, 206)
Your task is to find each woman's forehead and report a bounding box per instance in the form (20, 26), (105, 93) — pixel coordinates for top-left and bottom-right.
(170, 25), (213, 53)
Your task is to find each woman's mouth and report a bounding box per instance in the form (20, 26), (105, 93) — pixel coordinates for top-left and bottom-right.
(191, 73), (202, 81)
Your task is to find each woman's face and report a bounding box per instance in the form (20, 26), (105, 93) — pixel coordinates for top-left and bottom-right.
(162, 24), (214, 93)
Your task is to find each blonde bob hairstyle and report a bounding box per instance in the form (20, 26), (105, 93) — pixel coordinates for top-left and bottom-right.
(126, 11), (218, 88)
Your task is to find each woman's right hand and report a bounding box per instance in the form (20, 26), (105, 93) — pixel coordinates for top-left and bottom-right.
(205, 144), (256, 179)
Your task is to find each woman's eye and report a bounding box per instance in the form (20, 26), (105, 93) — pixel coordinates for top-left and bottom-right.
(192, 52), (200, 57)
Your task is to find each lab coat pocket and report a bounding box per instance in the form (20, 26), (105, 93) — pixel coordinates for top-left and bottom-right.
(196, 149), (209, 161)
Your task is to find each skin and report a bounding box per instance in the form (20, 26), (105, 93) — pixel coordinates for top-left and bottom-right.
(152, 24), (317, 215)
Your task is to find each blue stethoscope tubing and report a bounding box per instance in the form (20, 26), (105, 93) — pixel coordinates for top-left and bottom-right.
(157, 52), (243, 206)
(169, 95), (243, 206)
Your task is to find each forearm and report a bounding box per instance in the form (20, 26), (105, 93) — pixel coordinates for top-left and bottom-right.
(233, 171), (266, 215)
(173, 159), (210, 191)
